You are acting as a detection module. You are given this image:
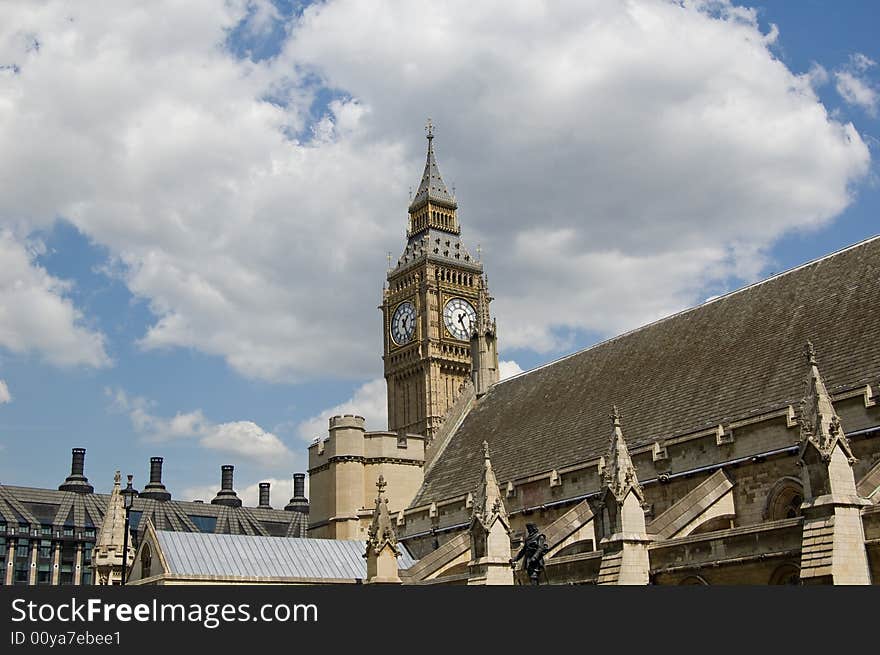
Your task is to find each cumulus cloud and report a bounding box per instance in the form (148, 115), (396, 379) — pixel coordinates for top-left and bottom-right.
(0, 231), (110, 368)
(498, 360), (524, 381)
(107, 387), (293, 464)
(297, 378), (387, 441)
(181, 475), (308, 507)
(0, 0), (870, 380)
(0, 379), (10, 404)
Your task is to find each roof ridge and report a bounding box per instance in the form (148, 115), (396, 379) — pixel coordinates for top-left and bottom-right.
(498, 233), (880, 384)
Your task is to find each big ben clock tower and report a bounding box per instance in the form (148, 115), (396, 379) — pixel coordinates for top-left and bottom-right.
(382, 121), (495, 439)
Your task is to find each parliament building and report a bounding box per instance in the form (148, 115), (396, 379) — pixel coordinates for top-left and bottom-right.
(306, 126), (880, 585)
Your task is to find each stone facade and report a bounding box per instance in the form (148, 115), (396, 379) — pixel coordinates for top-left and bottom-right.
(307, 415), (425, 539)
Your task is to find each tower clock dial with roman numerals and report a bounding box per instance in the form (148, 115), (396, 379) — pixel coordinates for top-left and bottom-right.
(390, 301), (416, 345)
(443, 298), (477, 341)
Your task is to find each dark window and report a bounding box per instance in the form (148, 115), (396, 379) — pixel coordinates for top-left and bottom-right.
(189, 515), (217, 533)
(128, 511), (143, 531)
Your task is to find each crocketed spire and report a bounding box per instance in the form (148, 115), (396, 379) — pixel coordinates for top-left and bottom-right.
(799, 341), (855, 463)
(602, 406), (645, 504)
(472, 441), (508, 529)
(408, 118), (457, 213)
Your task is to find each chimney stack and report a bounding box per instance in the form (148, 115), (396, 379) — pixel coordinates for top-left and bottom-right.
(258, 482), (271, 508)
(139, 456), (171, 501)
(211, 465), (242, 508)
(58, 447), (94, 494)
(285, 473), (309, 514)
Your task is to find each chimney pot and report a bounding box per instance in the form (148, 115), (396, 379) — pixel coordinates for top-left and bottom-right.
(211, 465), (241, 508)
(258, 482), (271, 508)
(140, 456), (171, 501)
(58, 447), (94, 494)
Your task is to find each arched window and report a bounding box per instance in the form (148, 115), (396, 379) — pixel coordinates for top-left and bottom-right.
(679, 575), (709, 585)
(764, 477), (804, 520)
(141, 544), (152, 579)
(769, 563), (800, 585)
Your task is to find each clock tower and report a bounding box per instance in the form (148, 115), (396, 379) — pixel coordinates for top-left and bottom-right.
(382, 121), (495, 439)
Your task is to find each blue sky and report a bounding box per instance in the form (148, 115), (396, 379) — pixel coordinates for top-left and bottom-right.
(0, 0), (877, 505)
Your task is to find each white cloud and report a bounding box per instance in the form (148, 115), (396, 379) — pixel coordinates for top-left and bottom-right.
(107, 387), (293, 464)
(0, 379), (10, 404)
(498, 360), (524, 380)
(850, 53), (876, 72)
(833, 52), (878, 116)
(835, 71), (878, 117)
(181, 475), (309, 508)
(297, 378), (387, 441)
(0, 231), (110, 368)
(0, 1), (870, 380)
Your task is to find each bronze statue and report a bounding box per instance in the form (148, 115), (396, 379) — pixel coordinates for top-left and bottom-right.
(510, 523), (549, 585)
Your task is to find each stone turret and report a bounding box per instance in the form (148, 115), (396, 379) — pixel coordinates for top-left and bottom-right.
(595, 406), (652, 585)
(470, 276), (499, 398)
(58, 448), (94, 494)
(467, 441), (513, 585)
(91, 472), (134, 585)
(364, 475), (402, 584)
(797, 342), (872, 584)
(308, 415), (425, 539)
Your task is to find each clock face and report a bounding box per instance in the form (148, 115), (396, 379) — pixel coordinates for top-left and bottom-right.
(390, 301), (416, 345)
(443, 298), (477, 341)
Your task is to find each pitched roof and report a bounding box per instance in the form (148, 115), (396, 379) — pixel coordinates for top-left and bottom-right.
(414, 235), (880, 505)
(409, 133), (456, 212)
(0, 484), (307, 539)
(153, 530), (417, 580)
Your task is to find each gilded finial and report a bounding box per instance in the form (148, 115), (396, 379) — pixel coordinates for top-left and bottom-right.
(114, 471), (121, 484)
(610, 405), (621, 427)
(804, 340), (817, 366)
(425, 117), (434, 140)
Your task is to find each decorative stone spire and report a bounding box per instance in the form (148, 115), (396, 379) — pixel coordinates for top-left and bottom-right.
(468, 441), (513, 585)
(409, 118), (457, 213)
(473, 441), (508, 528)
(796, 341), (871, 585)
(364, 475), (402, 584)
(470, 277), (500, 397)
(91, 472), (134, 585)
(603, 406), (645, 505)
(798, 341), (855, 464)
(596, 407), (651, 585)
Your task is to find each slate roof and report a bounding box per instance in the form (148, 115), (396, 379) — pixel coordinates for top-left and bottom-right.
(394, 228), (480, 273)
(414, 235), (880, 505)
(154, 530), (417, 580)
(0, 485), (307, 541)
(409, 134), (456, 212)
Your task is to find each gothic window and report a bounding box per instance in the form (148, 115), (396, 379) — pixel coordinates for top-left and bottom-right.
(763, 477), (804, 520)
(141, 544), (152, 579)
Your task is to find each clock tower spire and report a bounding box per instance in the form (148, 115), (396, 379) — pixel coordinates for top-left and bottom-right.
(382, 122), (494, 439)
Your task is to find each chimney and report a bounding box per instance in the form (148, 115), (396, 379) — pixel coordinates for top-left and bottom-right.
(211, 465), (242, 508)
(258, 482), (271, 508)
(58, 447), (94, 494)
(139, 457), (171, 501)
(285, 473), (309, 514)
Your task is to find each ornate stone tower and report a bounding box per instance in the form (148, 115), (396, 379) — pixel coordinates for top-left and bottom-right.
(382, 121), (493, 439)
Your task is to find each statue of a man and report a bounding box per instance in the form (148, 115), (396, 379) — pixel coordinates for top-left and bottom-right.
(510, 523), (549, 585)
